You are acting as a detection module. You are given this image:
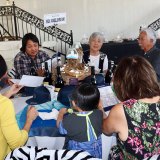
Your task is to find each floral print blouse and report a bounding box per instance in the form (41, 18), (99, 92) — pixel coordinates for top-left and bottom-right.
(109, 99), (160, 160)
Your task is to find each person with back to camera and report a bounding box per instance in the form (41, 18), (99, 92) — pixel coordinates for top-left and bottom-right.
(102, 56), (160, 160)
(138, 27), (160, 81)
(0, 55), (38, 160)
(14, 33), (50, 79)
(83, 32), (108, 74)
(56, 83), (106, 159)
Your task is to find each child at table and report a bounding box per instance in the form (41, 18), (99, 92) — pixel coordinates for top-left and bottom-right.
(57, 83), (105, 159)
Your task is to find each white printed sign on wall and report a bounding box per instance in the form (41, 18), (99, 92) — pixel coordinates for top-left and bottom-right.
(44, 13), (66, 27)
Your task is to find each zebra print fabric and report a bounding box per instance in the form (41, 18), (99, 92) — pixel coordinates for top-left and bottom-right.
(143, 154), (160, 160)
(5, 146), (102, 160)
(7, 67), (16, 78)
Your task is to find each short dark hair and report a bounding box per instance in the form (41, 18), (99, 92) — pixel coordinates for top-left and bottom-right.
(71, 83), (100, 111)
(20, 33), (39, 52)
(113, 55), (160, 101)
(0, 55), (7, 78)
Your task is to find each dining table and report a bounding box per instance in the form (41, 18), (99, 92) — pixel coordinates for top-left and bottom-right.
(1, 85), (118, 160)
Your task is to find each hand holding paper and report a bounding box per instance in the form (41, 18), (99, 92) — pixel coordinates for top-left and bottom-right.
(2, 83), (23, 98)
(9, 79), (20, 84)
(9, 83), (23, 95)
(10, 75), (44, 87)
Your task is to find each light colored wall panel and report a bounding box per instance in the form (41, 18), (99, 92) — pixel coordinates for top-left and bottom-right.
(1, 0), (160, 41)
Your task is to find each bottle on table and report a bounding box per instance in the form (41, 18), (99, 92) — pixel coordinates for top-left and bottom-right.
(30, 67), (37, 76)
(43, 62), (52, 85)
(54, 66), (64, 92)
(90, 66), (97, 85)
(105, 60), (116, 85)
(105, 69), (112, 85)
(30, 59), (37, 76)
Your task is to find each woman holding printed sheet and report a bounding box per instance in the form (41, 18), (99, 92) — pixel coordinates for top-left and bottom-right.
(0, 55), (38, 159)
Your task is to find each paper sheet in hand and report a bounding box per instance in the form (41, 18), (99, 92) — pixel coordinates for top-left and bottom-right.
(98, 86), (119, 107)
(19, 75), (44, 87)
(9, 79), (20, 84)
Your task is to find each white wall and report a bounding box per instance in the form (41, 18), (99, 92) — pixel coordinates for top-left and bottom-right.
(1, 0), (160, 41)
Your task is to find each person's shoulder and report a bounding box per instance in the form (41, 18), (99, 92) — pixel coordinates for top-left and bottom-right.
(83, 49), (90, 54)
(109, 103), (124, 117)
(0, 94), (11, 101)
(152, 47), (160, 55)
(0, 94), (9, 100)
(91, 109), (103, 121)
(108, 103), (127, 126)
(112, 103), (123, 110)
(63, 113), (77, 121)
(14, 51), (25, 60)
(0, 95), (12, 110)
(93, 109), (103, 116)
(149, 48), (160, 62)
(38, 50), (48, 55)
(100, 51), (106, 55)
(38, 50), (50, 58)
(100, 51), (108, 59)
(62, 113), (81, 127)
(100, 51), (107, 55)
(38, 50), (46, 54)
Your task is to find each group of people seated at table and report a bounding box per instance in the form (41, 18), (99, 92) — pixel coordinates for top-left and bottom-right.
(0, 28), (159, 160)
(13, 31), (108, 79)
(13, 27), (160, 83)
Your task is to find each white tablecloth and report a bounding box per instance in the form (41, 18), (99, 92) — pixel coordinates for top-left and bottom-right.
(12, 95), (116, 160)
(0, 85), (117, 160)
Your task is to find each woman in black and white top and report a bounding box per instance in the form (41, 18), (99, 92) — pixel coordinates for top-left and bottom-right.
(83, 32), (108, 74)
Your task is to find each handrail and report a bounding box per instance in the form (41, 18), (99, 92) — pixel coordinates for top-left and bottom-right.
(0, 23), (15, 40)
(14, 6), (73, 45)
(0, 2), (73, 54)
(148, 18), (160, 31)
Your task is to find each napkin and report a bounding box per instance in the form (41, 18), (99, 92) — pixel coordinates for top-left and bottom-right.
(38, 108), (59, 120)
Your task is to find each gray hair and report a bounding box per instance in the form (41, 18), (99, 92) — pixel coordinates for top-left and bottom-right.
(140, 28), (157, 45)
(89, 32), (105, 43)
